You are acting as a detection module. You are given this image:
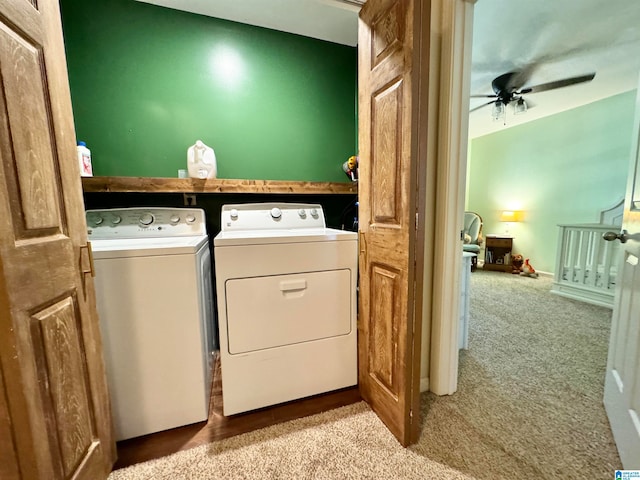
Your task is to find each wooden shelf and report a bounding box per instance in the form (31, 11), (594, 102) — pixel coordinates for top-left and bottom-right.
(82, 177), (358, 195)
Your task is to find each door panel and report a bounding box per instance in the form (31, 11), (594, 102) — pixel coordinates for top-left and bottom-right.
(358, 0), (428, 446)
(31, 296), (96, 477)
(604, 79), (640, 469)
(0, 0), (114, 478)
(369, 265), (401, 396)
(372, 79), (403, 223)
(370, 1), (403, 68)
(1, 22), (61, 232)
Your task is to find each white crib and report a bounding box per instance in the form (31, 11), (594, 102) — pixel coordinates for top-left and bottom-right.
(551, 200), (623, 309)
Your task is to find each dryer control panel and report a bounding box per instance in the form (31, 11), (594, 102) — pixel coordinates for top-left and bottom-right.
(220, 203), (326, 231)
(86, 207), (207, 239)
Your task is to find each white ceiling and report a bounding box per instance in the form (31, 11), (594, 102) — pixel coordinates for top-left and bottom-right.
(135, 0), (362, 46)
(137, 0), (640, 139)
(469, 0), (640, 138)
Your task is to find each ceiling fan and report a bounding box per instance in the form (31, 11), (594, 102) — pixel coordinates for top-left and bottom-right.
(470, 70), (596, 119)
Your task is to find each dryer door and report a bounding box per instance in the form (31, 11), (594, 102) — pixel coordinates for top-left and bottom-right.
(225, 269), (352, 354)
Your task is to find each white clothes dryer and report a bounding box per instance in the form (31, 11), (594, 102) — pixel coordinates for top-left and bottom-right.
(214, 203), (358, 416)
(87, 207), (215, 440)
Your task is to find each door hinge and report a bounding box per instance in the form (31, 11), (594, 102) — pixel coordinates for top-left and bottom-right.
(80, 242), (95, 299)
(80, 242), (95, 277)
(415, 212), (419, 231)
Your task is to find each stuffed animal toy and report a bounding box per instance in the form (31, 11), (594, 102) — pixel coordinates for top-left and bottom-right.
(511, 254), (524, 274)
(342, 156), (358, 181)
(520, 258), (539, 278)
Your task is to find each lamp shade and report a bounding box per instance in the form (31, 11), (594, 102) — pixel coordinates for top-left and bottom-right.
(500, 210), (524, 222)
(492, 101), (505, 121)
(513, 97), (527, 115)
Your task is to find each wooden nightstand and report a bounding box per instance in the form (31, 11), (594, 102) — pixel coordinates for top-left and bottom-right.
(483, 235), (513, 272)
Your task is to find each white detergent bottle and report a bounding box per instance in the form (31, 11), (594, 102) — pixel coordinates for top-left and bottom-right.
(77, 141), (93, 177)
(187, 140), (217, 179)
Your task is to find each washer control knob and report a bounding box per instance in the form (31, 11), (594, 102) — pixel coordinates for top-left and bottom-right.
(230, 209), (239, 220)
(298, 209), (307, 218)
(185, 214), (196, 223)
(170, 214), (180, 224)
(139, 213), (154, 226)
(93, 216), (104, 226)
(310, 208), (319, 219)
(111, 215), (122, 225)
(270, 207), (282, 219)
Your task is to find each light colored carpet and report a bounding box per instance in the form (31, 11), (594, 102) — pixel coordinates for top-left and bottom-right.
(108, 402), (473, 479)
(414, 271), (621, 479)
(110, 270), (621, 479)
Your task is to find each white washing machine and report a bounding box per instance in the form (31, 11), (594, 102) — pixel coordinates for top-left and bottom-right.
(214, 203), (358, 416)
(86, 207), (215, 440)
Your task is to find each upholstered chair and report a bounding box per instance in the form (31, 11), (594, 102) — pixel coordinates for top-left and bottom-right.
(462, 211), (483, 271)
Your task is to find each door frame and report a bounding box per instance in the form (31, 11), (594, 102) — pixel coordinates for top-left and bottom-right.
(426, 0), (477, 395)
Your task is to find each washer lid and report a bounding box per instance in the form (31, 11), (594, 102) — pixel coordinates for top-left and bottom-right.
(91, 235), (208, 259)
(214, 227), (356, 246)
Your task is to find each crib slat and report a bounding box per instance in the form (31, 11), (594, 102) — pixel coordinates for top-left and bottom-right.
(577, 229), (590, 284)
(568, 229), (579, 283)
(602, 240), (614, 289)
(556, 226), (569, 280)
(590, 233), (604, 288)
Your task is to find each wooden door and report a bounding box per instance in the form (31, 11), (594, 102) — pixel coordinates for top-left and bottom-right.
(358, 0), (429, 446)
(0, 0), (115, 479)
(603, 81), (640, 469)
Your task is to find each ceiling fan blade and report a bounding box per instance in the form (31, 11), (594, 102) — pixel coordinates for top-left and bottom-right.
(504, 64), (538, 92)
(470, 100), (496, 113)
(470, 94), (498, 98)
(518, 73), (595, 95)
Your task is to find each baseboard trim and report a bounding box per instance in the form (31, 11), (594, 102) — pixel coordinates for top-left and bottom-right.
(420, 377), (429, 393)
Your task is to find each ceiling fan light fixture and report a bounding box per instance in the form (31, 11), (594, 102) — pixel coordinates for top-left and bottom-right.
(513, 97), (527, 115)
(492, 101), (505, 121)
(473, 70), (595, 129)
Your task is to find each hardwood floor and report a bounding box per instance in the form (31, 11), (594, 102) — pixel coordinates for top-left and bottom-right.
(114, 421), (206, 470)
(113, 353), (361, 470)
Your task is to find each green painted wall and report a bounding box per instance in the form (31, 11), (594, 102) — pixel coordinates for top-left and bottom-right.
(467, 90), (636, 273)
(60, 0), (357, 181)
